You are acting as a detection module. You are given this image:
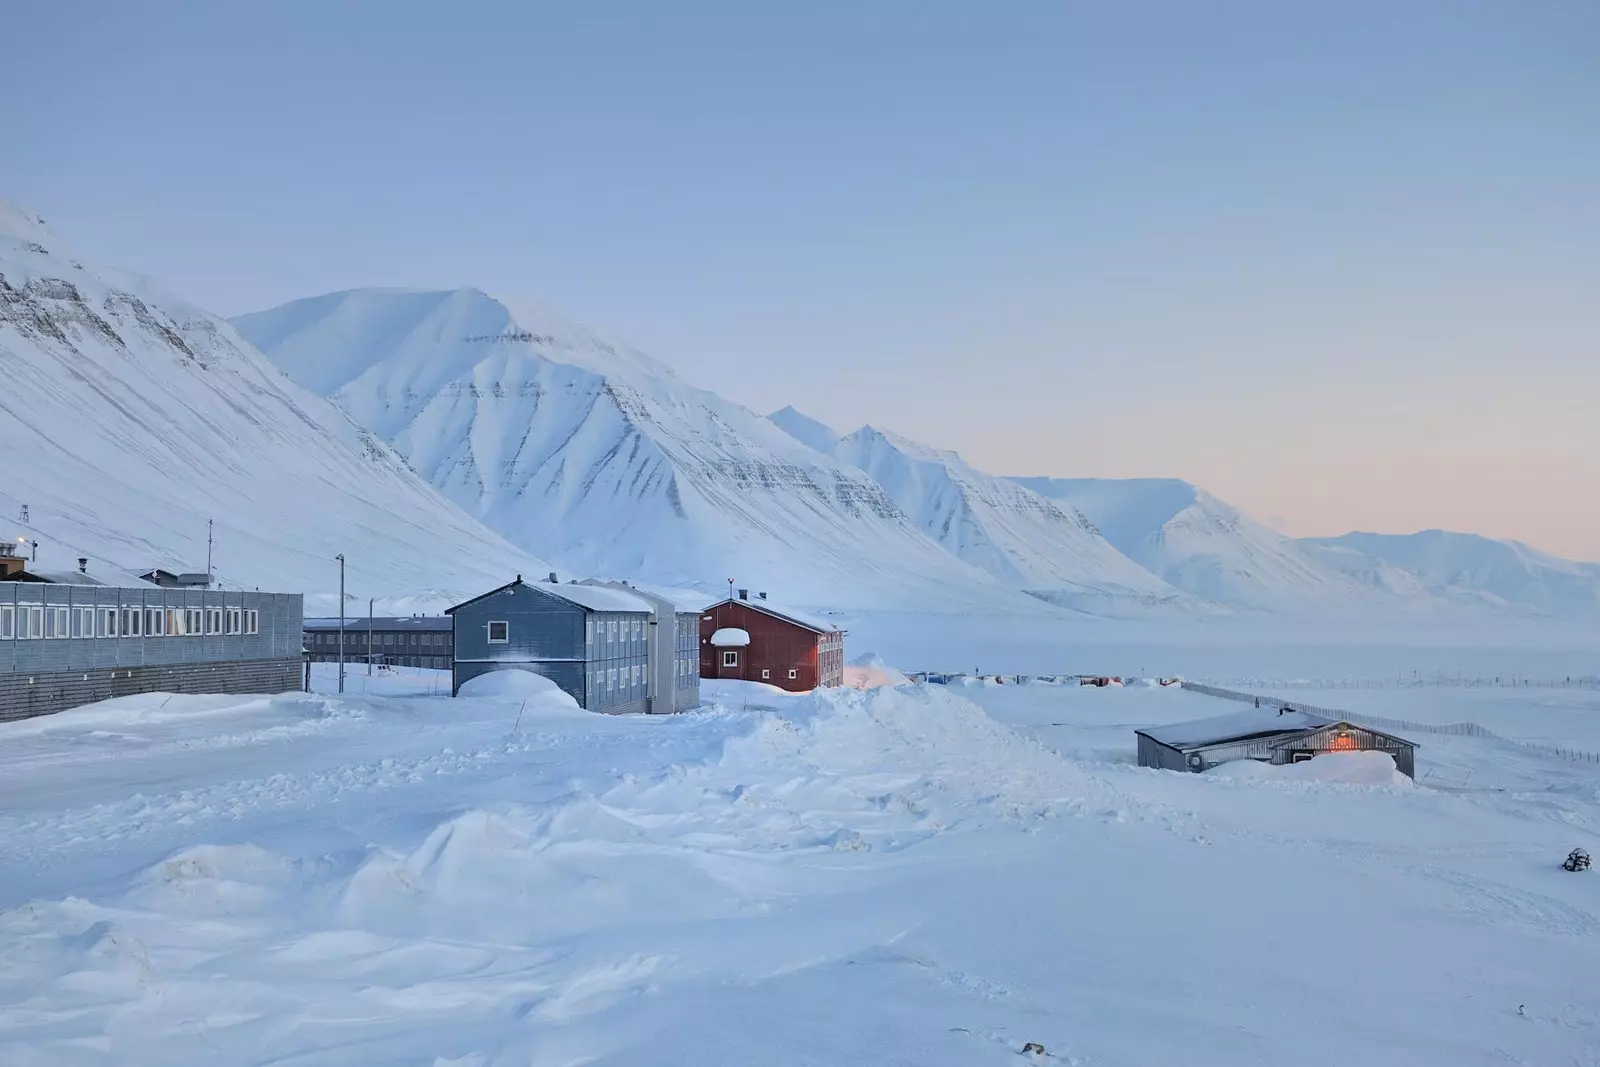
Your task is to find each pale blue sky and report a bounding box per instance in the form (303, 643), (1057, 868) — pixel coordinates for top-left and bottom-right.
(4, 2), (1596, 557)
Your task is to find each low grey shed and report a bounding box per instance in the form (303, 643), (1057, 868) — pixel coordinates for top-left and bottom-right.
(1136, 707), (1416, 779)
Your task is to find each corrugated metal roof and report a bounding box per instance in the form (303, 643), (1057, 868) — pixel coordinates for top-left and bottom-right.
(1137, 708), (1334, 750)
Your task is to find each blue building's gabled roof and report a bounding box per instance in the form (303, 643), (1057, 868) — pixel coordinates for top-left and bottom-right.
(446, 577), (653, 616)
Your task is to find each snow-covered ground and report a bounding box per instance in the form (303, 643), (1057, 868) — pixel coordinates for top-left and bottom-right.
(2, 665), (1598, 1065)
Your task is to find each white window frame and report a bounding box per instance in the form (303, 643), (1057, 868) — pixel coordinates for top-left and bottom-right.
(722, 650), (738, 667)
(121, 606), (141, 637)
(23, 605), (43, 640)
(99, 607), (117, 637)
(608, 668), (617, 690)
(487, 620), (509, 644)
(185, 607), (202, 635)
(246, 609), (259, 635)
(226, 607), (241, 635)
(74, 606), (95, 638)
(50, 606), (70, 639)
(0, 605), (13, 640)
(144, 607), (164, 637)
(788, 669), (798, 680)
(760, 668), (770, 679)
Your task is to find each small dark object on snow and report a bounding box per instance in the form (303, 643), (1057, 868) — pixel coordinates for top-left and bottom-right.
(1563, 848), (1591, 872)
(1022, 1042), (1047, 1056)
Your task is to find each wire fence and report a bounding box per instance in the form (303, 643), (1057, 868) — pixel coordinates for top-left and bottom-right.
(1179, 682), (1600, 767)
(1208, 676), (1600, 691)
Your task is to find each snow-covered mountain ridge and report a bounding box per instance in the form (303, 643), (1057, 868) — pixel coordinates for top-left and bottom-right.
(0, 201), (551, 612)
(823, 426), (1191, 610)
(233, 289), (1041, 613)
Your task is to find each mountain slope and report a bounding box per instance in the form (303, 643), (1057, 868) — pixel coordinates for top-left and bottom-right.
(1303, 530), (1600, 618)
(824, 427), (1187, 609)
(233, 290), (1034, 612)
(767, 405), (842, 455)
(1010, 477), (1388, 612)
(0, 202), (549, 613)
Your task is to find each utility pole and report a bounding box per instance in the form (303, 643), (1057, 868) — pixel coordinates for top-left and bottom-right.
(368, 597), (374, 676)
(206, 519), (214, 586)
(336, 553), (346, 694)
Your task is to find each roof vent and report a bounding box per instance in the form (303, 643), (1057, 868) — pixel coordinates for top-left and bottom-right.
(548, 571), (559, 583)
(78, 557), (88, 573)
(515, 573), (521, 583)
(738, 588), (749, 600)
(758, 591), (767, 600)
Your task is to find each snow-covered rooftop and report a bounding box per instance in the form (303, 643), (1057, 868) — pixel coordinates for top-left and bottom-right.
(530, 581), (654, 613)
(710, 597), (842, 633)
(1137, 708), (1334, 750)
(709, 627), (750, 647)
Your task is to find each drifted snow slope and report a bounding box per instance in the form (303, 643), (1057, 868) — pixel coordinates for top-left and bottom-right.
(830, 427), (1185, 608)
(0, 202), (549, 609)
(1012, 476), (1396, 612)
(234, 289), (1028, 611)
(1, 670), (1595, 1065)
(1304, 530), (1600, 618)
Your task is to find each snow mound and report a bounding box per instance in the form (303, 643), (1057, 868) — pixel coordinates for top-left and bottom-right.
(456, 669), (580, 708)
(844, 652), (909, 689)
(709, 627), (750, 647)
(1208, 751), (1413, 788)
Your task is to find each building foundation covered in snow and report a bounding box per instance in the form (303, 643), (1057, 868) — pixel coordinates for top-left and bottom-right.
(1136, 707), (1417, 779)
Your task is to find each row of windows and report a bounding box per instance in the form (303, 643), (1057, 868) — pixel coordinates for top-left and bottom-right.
(308, 630), (449, 649)
(717, 649), (797, 679)
(0, 604), (259, 640)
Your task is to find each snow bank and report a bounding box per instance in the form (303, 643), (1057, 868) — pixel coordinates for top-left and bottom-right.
(843, 652), (909, 689)
(1208, 751), (1414, 788)
(456, 669), (579, 709)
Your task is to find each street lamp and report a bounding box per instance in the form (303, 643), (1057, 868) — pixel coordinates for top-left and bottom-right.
(335, 553), (346, 694)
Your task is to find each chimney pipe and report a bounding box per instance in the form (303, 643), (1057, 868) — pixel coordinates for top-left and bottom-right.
(738, 588), (748, 600)
(78, 557), (88, 573)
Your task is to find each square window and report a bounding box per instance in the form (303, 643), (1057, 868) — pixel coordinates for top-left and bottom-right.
(788, 669), (798, 680)
(760, 668), (770, 679)
(722, 650), (738, 667)
(487, 620), (509, 643)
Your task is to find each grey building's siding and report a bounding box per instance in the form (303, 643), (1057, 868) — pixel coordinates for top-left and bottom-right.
(673, 612), (700, 711)
(0, 585), (302, 723)
(304, 618), (452, 669)
(450, 582), (651, 713)
(1136, 733), (1192, 772)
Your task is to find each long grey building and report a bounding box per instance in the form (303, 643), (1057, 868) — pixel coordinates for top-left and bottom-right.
(447, 575), (699, 714)
(0, 582), (303, 723)
(1136, 707), (1417, 779)
(304, 616), (452, 669)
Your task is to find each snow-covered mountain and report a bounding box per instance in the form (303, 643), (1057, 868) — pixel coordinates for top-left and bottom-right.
(767, 405), (842, 455)
(822, 426), (1188, 610)
(1010, 477), (1391, 612)
(233, 289), (1036, 612)
(0, 201), (550, 613)
(1303, 530), (1600, 618)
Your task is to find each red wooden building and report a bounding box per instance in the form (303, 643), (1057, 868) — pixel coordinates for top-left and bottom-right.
(699, 592), (845, 691)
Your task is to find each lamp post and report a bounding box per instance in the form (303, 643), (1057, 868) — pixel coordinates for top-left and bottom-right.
(368, 597), (374, 676)
(335, 553), (346, 694)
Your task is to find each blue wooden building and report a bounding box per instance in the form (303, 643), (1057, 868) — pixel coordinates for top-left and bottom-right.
(448, 575), (670, 713)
